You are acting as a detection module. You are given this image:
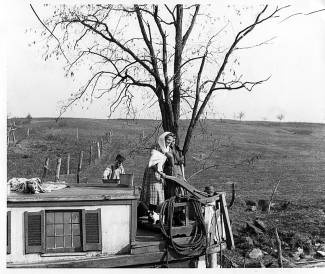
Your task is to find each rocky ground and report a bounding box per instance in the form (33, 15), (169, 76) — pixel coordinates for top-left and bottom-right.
(223, 197), (325, 268)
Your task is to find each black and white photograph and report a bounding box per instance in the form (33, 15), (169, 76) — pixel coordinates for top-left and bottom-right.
(2, 0), (325, 269)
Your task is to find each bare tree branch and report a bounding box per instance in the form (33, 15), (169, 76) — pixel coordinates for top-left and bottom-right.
(182, 5), (200, 46)
(30, 4), (71, 65)
(235, 36), (277, 50)
(280, 8), (325, 22)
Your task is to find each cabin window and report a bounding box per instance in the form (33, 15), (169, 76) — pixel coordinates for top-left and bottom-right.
(25, 209), (102, 254)
(7, 211), (11, 254)
(45, 211), (82, 252)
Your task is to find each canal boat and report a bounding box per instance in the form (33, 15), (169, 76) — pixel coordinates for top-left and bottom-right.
(7, 175), (234, 268)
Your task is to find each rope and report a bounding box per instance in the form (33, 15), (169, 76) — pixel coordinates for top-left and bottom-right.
(159, 196), (207, 257)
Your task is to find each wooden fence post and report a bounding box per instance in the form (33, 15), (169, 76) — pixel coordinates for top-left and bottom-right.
(89, 143), (92, 165)
(76, 128), (79, 141)
(142, 130), (145, 140)
(55, 157), (62, 182)
(12, 130), (16, 144)
(66, 153), (70, 175)
(97, 142), (101, 159)
(77, 151), (84, 184)
(268, 180), (280, 213)
(27, 128), (30, 137)
(275, 228), (283, 267)
(41, 158), (50, 182)
(100, 138), (103, 152)
(109, 130), (112, 143)
(220, 193), (235, 250)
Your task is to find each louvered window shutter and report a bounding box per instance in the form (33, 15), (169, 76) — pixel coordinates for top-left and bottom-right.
(24, 211), (45, 254)
(82, 209), (102, 251)
(7, 211), (11, 254)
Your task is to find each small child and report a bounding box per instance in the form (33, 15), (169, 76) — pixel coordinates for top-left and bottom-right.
(102, 154), (126, 180)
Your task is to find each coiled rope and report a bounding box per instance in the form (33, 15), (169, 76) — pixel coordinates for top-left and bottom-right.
(159, 196), (207, 257)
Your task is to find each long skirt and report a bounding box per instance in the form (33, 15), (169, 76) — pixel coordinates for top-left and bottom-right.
(164, 164), (185, 199)
(140, 166), (165, 206)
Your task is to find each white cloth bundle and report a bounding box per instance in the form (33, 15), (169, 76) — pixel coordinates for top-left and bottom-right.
(8, 177), (67, 194)
(148, 149), (167, 172)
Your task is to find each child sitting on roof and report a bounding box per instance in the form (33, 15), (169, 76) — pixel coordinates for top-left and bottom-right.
(102, 154), (126, 180)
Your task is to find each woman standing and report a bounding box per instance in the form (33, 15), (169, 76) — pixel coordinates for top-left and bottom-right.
(164, 135), (185, 199)
(140, 132), (174, 217)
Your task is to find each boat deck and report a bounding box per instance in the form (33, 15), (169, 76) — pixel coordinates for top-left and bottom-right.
(8, 226), (198, 268)
(132, 223), (165, 255)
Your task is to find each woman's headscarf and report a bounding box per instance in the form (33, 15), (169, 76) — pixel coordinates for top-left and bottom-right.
(148, 132), (172, 171)
(157, 131), (172, 154)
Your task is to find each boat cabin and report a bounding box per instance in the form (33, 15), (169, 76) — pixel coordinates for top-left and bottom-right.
(7, 180), (139, 266)
(7, 176), (234, 268)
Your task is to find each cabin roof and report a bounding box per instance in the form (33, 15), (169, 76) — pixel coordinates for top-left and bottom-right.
(7, 184), (139, 203)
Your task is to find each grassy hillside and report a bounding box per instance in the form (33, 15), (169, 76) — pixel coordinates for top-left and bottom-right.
(7, 117), (325, 266)
(7, 117), (325, 202)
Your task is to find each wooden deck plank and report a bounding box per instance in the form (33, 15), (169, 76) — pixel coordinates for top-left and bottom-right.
(7, 251), (198, 268)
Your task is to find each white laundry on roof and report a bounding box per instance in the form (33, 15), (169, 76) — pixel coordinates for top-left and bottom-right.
(7, 177), (67, 194)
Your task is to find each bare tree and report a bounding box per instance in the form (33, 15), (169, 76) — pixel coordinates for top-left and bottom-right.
(218, 112), (226, 123)
(188, 137), (224, 181)
(30, 4), (303, 156)
(26, 113), (33, 124)
(276, 113), (285, 122)
(238, 111), (245, 121)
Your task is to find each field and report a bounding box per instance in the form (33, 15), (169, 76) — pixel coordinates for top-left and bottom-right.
(7, 117), (325, 267)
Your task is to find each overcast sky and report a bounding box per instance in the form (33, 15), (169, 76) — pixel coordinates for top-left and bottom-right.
(3, 0), (325, 123)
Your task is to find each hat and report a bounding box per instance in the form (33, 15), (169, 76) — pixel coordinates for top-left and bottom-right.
(204, 186), (215, 195)
(115, 154), (126, 162)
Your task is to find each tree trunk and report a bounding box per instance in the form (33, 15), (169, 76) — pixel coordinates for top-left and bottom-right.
(159, 99), (176, 133)
(182, 122), (196, 156)
(172, 4), (183, 141)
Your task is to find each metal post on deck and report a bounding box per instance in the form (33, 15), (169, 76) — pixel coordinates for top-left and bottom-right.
(204, 201), (219, 268)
